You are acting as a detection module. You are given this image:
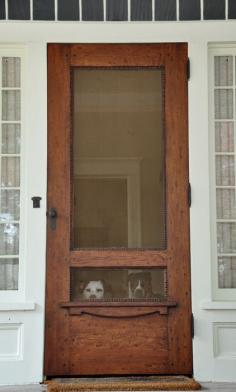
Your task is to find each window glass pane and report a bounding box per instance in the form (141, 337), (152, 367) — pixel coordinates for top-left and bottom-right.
(2, 57), (20, 88)
(0, 223), (19, 255)
(0, 259), (18, 290)
(217, 222), (236, 254)
(215, 122), (234, 152)
(72, 68), (166, 249)
(216, 189), (236, 219)
(215, 89), (233, 119)
(218, 257), (236, 288)
(2, 124), (21, 154)
(70, 268), (167, 301)
(2, 91), (20, 121)
(1, 157), (20, 187)
(0, 190), (20, 221)
(215, 56), (233, 86)
(215, 156), (235, 186)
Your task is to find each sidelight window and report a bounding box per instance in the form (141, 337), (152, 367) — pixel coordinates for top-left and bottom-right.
(209, 46), (236, 300)
(0, 54), (22, 291)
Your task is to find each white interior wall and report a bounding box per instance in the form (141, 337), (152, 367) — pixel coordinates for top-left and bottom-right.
(0, 21), (236, 384)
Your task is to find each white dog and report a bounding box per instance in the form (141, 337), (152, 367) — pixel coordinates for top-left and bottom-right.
(82, 280), (104, 300)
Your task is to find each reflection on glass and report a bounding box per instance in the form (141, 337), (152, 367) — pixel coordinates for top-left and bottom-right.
(2, 124), (21, 154)
(216, 189), (236, 220)
(0, 223), (19, 255)
(2, 91), (21, 121)
(1, 157), (20, 187)
(215, 122), (234, 152)
(214, 56), (233, 86)
(217, 222), (236, 254)
(218, 257), (236, 288)
(0, 190), (20, 221)
(0, 259), (18, 290)
(74, 178), (128, 248)
(72, 68), (166, 249)
(2, 57), (21, 88)
(215, 156), (235, 186)
(70, 268), (167, 301)
(215, 89), (233, 119)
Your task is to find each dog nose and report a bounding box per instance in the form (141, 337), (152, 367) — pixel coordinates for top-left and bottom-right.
(90, 295), (97, 299)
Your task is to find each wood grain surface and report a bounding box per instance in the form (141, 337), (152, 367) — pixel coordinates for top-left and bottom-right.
(45, 43), (192, 377)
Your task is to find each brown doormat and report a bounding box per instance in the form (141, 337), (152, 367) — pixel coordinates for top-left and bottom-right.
(46, 376), (201, 391)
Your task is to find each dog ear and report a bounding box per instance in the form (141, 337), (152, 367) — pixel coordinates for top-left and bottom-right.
(127, 273), (135, 282)
(79, 281), (87, 293)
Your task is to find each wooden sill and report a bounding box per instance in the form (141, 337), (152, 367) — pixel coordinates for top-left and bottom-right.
(60, 300), (177, 317)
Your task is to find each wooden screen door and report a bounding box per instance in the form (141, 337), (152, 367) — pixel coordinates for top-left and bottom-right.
(45, 43), (192, 377)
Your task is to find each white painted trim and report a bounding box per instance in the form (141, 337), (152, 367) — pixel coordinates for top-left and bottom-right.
(202, 301), (236, 310)
(0, 302), (35, 311)
(0, 42), (47, 385)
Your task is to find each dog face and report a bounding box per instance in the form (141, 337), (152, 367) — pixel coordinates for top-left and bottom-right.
(128, 272), (152, 299)
(82, 280), (104, 300)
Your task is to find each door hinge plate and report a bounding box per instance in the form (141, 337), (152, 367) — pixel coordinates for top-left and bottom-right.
(191, 313), (194, 338)
(188, 183), (191, 207)
(187, 58), (190, 80)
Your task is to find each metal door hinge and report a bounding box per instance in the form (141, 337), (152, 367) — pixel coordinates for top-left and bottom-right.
(191, 313), (194, 338)
(187, 58), (190, 80)
(188, 183), (191, 207)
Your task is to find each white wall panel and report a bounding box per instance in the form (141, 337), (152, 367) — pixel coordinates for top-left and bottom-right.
(214, 322), (236, 359)
(0, 323), (22, 361)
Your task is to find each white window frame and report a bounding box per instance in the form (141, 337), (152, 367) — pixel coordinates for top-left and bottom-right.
(209, 43), (236, 301)
(0, 46), (26, 303)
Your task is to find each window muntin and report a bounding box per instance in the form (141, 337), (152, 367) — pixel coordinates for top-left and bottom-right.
(0, 57), (21, 290)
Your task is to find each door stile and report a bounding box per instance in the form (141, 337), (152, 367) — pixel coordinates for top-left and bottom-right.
(45, 44), (72, 375)
(164, 44), (192, 373)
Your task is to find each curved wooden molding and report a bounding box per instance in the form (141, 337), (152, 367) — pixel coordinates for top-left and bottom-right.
(60, 300), (177, 317)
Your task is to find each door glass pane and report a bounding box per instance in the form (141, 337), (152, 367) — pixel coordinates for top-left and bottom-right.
(70, 267), (167, 301)
(72, 68), (166, 249)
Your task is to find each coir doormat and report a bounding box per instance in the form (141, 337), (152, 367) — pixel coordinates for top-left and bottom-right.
(46, 376), (201, 391)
